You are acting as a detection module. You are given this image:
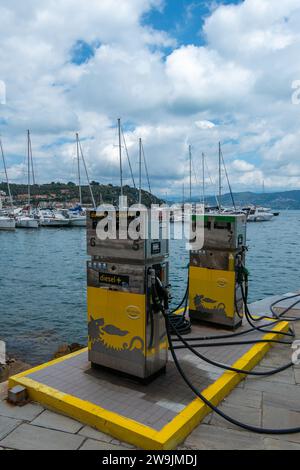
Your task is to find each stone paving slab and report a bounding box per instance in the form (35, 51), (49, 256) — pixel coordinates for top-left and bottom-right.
(244, 377), (300, 395)
(78, 425), (113, 443)
(79, 439), (126, 451)
(210, 402), (262, 431)
(223, 388), (263, 409)
(0, 423), (85, 450)
(263, 389), (300, 412)
(184, 424), (265, 450)
(245, 366), (296, 385)
(31, 410), (84, 434)
(262, 406), (300, 430)
(0, 416), (21, 440)
(0, 400), (43, 421)
(264, 438), (300, 450)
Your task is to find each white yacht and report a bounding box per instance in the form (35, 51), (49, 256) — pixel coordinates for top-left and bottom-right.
(15, 131), (39, 229)
(0, 138), (15, 230)
(38, 209), (70, 227)
(0, 215), (16, 231)
(68, 205), (87, 227)
(15, 214), (39, 229)
(246, 206), (274, 222)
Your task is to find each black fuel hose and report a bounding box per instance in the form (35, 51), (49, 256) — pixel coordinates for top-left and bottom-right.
(152, 284), (293, 376)
(168, 279), (191, 335)
(270, 294), (300, 319)
(239, 268), (297, 337)
(172, 338), (292, 348)
(165, 314), (300, 435)
(241, 284), (295, 338)
(168, 317), (293, 376)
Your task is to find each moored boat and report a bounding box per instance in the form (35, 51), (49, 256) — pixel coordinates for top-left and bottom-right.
(0, 216), (16, 231)
(38, 209), (70, 227)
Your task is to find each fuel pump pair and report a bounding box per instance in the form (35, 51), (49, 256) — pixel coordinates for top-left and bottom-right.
(86, 209), (247, 381)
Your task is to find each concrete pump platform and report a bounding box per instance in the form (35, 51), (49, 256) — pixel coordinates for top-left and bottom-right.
(9, 312), (289, 450)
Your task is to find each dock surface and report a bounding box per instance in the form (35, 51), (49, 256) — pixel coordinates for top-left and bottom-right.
(1, 295), (300, 450)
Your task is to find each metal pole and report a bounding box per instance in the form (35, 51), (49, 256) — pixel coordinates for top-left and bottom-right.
(76, 133), (82, 205)
(27, 130), (31, 207)
(29, 133), (35, 186)
(78, 136), (96, 209)
(189, 145), (192, 202)
(139, 138), (142, 204)
(0, 137), (13, 209)
(218, 142), (222, 211)
(202, 152), (205, 207)
(118, 118), (123, 197)
(141, 141), (151, 194)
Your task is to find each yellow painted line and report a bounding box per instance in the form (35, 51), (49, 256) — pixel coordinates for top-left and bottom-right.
(9, 320), (289, 450)
(8, 375), (161, 450)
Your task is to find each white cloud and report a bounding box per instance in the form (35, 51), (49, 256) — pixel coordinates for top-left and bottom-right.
(1, 0), (300, 195)
(195, 120), (216, 130)
(231, 160), (255, 173)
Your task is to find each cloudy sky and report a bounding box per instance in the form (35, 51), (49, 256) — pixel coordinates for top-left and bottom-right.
(1, 0), (300, 198)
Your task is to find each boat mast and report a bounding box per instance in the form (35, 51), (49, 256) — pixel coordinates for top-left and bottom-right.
(76, 133), (82, 205)
(202, 152), (205, 208)
(218, 142), (222, 212)
(189, 145), (192, 202)
(0, 137), (13, 209)
(138, 138), (142, 205)
(27, 130), (31, 208)
(77, 134), (96, 209)
(118, 118), (123, 198)
(28, 132), (35, 186)
(141, 141), (151, 194)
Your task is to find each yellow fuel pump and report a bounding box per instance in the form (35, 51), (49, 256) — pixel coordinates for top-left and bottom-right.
(189, 214), (247, 329)
(86, 208), (169, 382)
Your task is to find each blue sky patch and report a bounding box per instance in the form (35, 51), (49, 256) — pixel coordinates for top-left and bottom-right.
(144, 0), (242, 47)
(70, 40), (99, 65)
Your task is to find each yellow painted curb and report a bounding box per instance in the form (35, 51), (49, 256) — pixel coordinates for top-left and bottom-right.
(9, 320), (289, 450)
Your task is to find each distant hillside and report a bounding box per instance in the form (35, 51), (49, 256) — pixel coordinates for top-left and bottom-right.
(167, 190), (300, 210)
(0, 181), (164, 207)
(205, 190), (300, 210)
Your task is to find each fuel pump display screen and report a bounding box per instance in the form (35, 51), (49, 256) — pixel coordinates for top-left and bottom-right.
(99, 272), (129, 287)
(151, 242), (161, 255)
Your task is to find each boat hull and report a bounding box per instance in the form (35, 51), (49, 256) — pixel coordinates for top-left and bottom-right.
(248, 214), (273, 222)
(16, 218), (39, 229)
(69, 217), (86, 227)
(40, 219), (70, 227)
(0, 218), (16, 231)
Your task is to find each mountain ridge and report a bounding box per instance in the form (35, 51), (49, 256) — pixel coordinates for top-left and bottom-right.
(168, 190), (300, 210)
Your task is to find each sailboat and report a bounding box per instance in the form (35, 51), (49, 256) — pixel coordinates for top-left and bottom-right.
(0, 137), (16, 231)
(68, 133), (96, 227)
(15, 131), (39, 229)
(0, 196), (15, 231)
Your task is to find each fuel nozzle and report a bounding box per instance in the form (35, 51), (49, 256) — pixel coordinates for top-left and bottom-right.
(236, 253), (249, 287)
(147, 268), (156, 288)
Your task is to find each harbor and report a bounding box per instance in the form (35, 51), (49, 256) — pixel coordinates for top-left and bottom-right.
(0, 206), (300, 451)
(1, 0), (300, 457)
